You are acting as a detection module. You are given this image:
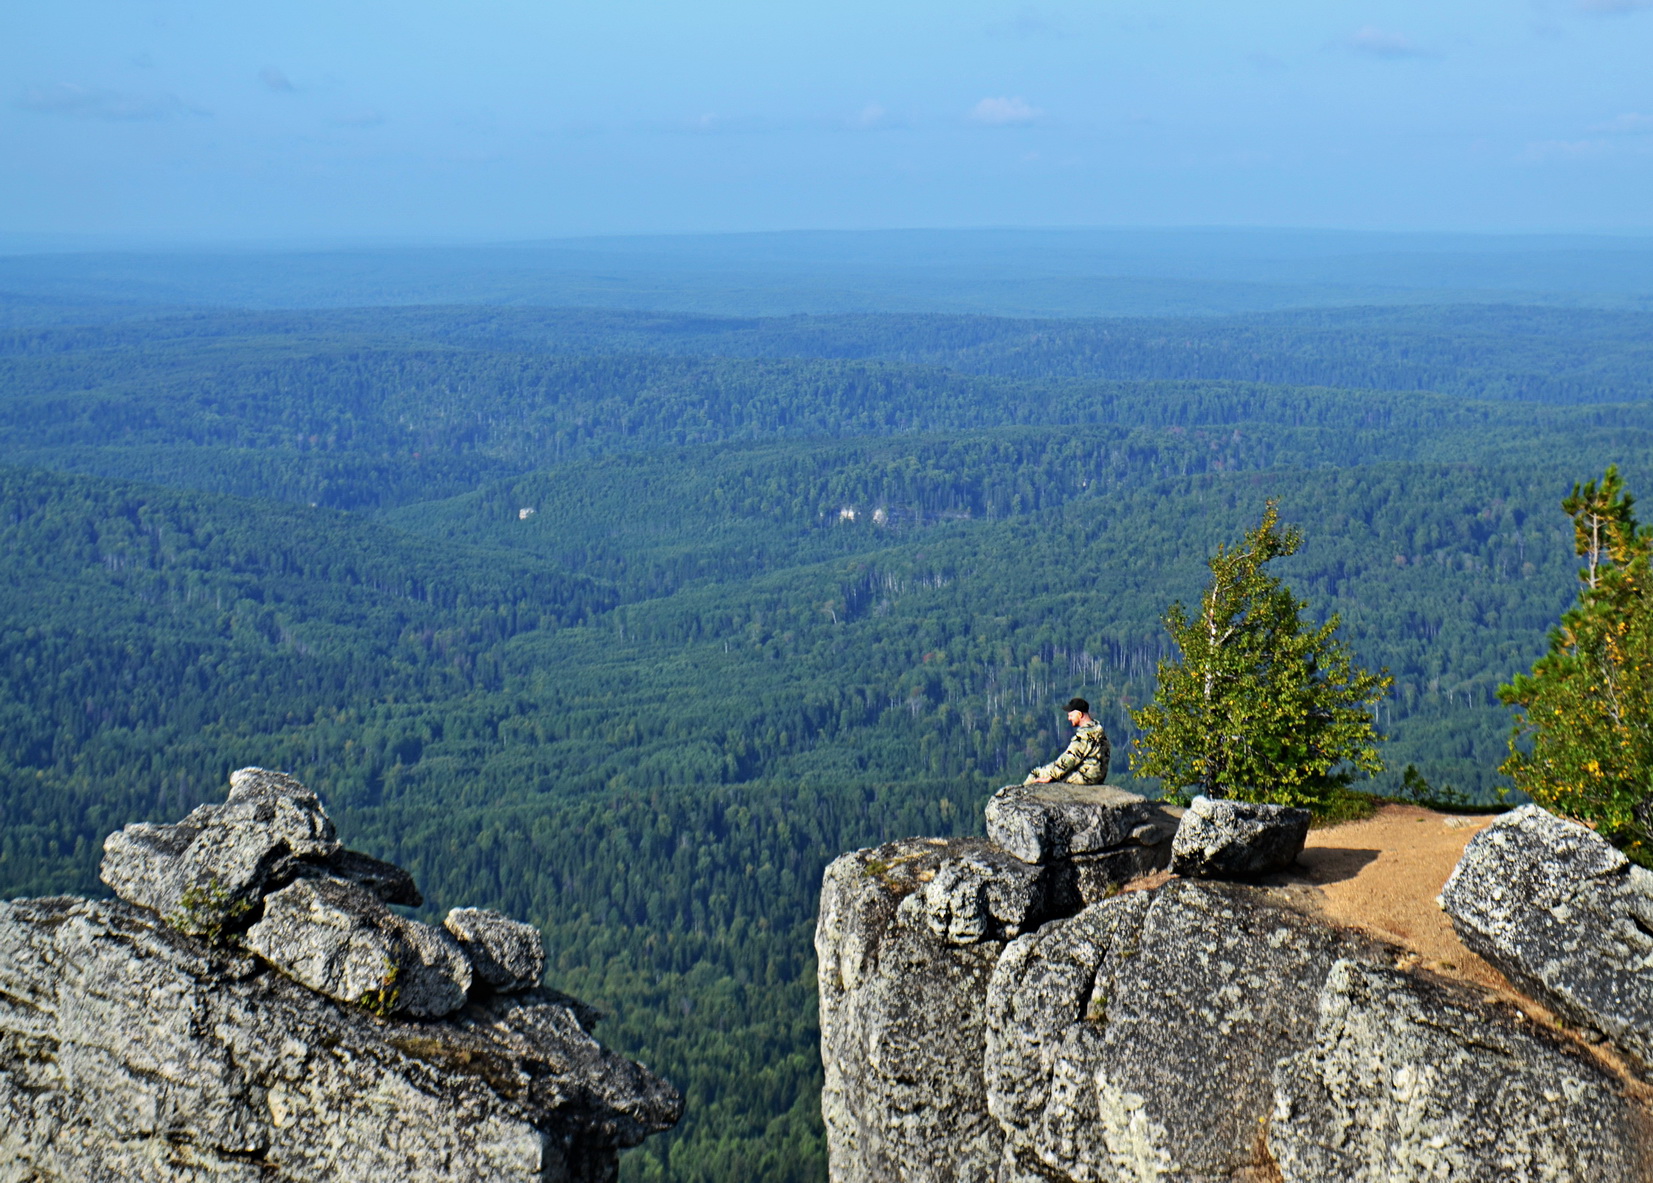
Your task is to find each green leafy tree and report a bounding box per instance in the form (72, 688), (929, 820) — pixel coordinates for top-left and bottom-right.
(1499, 466), (1653, 857)
(1129, 501), (1391, 808)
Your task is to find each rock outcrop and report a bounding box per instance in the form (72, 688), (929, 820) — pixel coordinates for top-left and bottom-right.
(821, 790), (1653, 1183)
(816, 838), (1029, 1183)
(447, 907), (549, 993)
(1169, 795), (1310, 879)
(986, 880), (1391, 1181)
(1271, 959), (1646, 1182)
(1440, 802), (1653, 1074)
(0, 768), (681, 1182)
(244, 877), (474, 1018)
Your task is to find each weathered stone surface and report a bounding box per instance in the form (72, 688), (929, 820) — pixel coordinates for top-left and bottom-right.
(986, 784), (1176, 865)
(447, 907), (548, 992)
(818, 838), (1054, 1183)
(302, 847), (423, 906)
(1439, 803), (1653, 1074)
(245, 877), (473, 1018)
(1170, 795), (1310, 879)
(0, 895), (681, 1182)
(100, 767), (341, 926)
(908, 845), (1072, 946)
(1271, 959), (1647, 1181)
(984, 879), (1388, 1182)
(1068, 845), (1172, 907)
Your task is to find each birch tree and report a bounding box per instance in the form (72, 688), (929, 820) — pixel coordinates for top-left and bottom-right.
(1129, 501), (1390, 808)
(1500, 466), (1653, 859)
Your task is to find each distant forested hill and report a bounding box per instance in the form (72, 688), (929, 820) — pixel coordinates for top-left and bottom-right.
(2, 297), (1650, 1180)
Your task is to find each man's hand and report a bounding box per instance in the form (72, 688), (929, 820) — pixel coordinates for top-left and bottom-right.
(1032, 775), (1052, 784)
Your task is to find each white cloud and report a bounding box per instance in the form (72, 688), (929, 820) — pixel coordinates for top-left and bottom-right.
(1522, 137), (1612, 161)
(1346, 26), (1430, 57)
(1594, 112), (1653, 133)
(17, 83), (205, 121)
(1576, 0), (1652, 12)
(970, 96), (1041, 126)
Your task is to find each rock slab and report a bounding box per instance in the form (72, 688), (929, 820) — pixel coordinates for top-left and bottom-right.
(245, 877), (473, 1018)
(447, 907), (548, 992)
(984, 879), (1387, 1182)
(1170, 795), (1310, 879)
(0, 896), (680, 1183)
(100, 767), (341, 927)
(986, 784), (1176, 865)
(1440, 803), (1653, 1074)
(817, 838), (1054, 1183)
(1271, 959), (1647, 1182)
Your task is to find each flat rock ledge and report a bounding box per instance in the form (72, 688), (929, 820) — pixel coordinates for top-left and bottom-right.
(1, 767), (681, 1181)
(1170, 794), (1310, 879)
(986, 783), (1177, 866)
(1440, 802), (1653, 1074)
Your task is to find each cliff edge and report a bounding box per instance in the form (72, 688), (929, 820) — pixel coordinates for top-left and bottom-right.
(819, 785), (1653, 1182)
(0, 768), (681, 1182)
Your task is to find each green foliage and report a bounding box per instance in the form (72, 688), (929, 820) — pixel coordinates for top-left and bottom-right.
(358, 962), (402, 1019)
(5, 300), (1653, 1180)
(1129, 502), (1392, 810)
(167, 876), (252, 946)
(1499, 466), (1653, 853)
(1392, 764), (1475, 811)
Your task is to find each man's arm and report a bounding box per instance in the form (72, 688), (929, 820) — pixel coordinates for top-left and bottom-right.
(1035, 731), (1090, 781)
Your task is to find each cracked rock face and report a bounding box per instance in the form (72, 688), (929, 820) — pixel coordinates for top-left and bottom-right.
(1169, 796), (1310, 880)
(447, 907), (548, 993)
(817, 838), (1044, 1183)
(245, 877), (473, 1018)
(1271, 959), (1647, 1182)
(100, 768), (342, 923)
(1439, 803), (1653, 1074)
(983, 879), (1389, 1182)
(986, 784), (1176, 865)
(0, 896), (681, 1183)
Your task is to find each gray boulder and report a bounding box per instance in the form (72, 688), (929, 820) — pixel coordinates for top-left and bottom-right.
(1271, 959), (1647, 1181)
(1439, 803), (1653, 1073)
(100, 767), (341, 929)
(244, 877), (473, 1018)
(983, 879), (1388, 1182)
(986, 783), (1176, 865)
(0, 895), (680, 1182)
(1170, 795), (1310, 879)
(299, 847), (423, 906)
(818, 838), (1046, 1183)
(446, 907), (548, 992)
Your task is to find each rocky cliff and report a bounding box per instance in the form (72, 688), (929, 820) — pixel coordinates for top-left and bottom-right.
(819, 785), (1653, 1182)
(0, 768), (681, 1182)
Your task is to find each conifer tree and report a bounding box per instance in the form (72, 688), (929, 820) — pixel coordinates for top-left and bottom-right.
(1129, 501), (1390, 808)
(1499, 466), (1653, 857)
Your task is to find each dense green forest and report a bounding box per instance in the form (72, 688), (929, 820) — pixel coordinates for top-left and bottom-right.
(2, 295), (1650, 1179)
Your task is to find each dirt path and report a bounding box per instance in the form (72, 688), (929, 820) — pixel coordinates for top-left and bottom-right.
(1291, 803), (1506, 992)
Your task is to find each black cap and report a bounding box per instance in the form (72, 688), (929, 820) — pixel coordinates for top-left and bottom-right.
(1065, 697), (1090, 714)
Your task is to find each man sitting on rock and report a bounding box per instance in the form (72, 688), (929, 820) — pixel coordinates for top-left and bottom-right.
(1025, 697), (1111, 785)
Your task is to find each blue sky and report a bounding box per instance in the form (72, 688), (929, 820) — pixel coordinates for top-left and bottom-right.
(3, 0), (1651, 241)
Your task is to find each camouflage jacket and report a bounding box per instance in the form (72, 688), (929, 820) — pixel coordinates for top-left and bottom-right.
(1029, 721), (1111, 785)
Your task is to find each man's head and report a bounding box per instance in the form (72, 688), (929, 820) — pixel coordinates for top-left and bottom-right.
(1065, 696), (1091, 726)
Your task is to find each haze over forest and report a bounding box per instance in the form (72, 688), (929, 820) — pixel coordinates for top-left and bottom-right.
(6, 0), (1653, 1178)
